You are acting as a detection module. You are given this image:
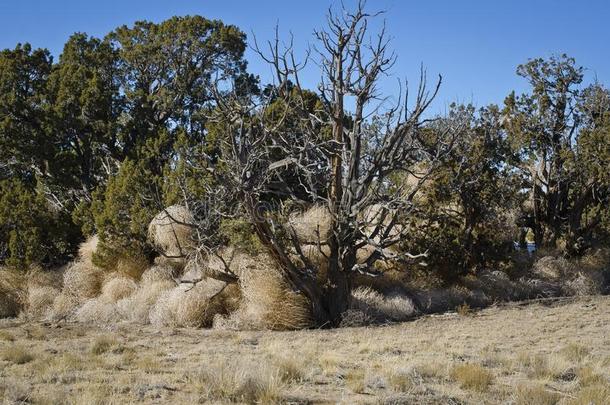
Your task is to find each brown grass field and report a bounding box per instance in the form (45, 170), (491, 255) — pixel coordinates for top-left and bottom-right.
(1, 295), (609, 404)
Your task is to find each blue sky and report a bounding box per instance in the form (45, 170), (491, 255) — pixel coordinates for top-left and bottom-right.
(1, 0), (609, 114)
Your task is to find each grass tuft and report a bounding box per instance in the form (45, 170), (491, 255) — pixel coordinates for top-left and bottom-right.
(90, 334), (122, 355)
(560, 343), (590, 363)
(189, 360), (284, 403)
(0, 330), (15, 341)
(514, 383), (560, 405)
(1, 344), (35, 364)
(450, 363), (494, 392)
(570, 384), (610, 405)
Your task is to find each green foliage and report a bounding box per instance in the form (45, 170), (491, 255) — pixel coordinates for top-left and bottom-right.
(503, 56), (610, 252)
(107, 15), (248, 165)
(402, 104), (520, 278)
(46, 33), (122, 193)
(90, 160), (157, 269)
(219, 218), (262, 255)
(0, 7), (608, 287)
(0, 16), (250, 270)
(0, 179), (77, 268)
(0, 43), (53, 181)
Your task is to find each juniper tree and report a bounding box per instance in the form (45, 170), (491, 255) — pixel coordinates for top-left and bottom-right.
(504, 55), (610, 252)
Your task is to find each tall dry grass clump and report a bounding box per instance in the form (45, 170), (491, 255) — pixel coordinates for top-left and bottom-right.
(50, 293), (80, 320)
(214, 253), (312, 330)
(115, 280), (175, 324)
(189, 360), (284, 403)
(26, 286), (60, 319)
(148, 205), (196, 260)
(533, 256), (572, 280)
(140, 263), (178, 284)
(75, 297), (120, 324)
(100, 276), (137, 303)
(350, 287), (417, 323)
(150, 278), (234, 328)
(288, 205), (331, 244)
(61, 236), (104, 301)
(450, 363), (494, 392)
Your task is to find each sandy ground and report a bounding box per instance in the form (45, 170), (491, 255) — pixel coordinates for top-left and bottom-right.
(1, 295), (609, 404)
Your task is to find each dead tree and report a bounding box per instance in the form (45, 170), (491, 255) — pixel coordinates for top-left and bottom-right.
(190, 2), (460, 326)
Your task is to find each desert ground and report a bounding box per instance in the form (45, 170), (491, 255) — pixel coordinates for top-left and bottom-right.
(1, 295), (608, 405)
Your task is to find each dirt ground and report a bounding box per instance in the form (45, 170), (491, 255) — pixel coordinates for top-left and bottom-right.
(1, 295), (609, 404)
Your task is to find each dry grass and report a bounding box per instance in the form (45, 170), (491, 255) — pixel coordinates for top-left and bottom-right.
(570, 384), (610, 405)
(116, 280), (175, 324)
(0, 330), (14, 341)
(115, 255), (150, 280)
(188, 360), (284, 403)
(456, 302), (472, 316)
(50, 293), (80, 320)
(345, 369), (366, 393)
(150, 279), (230, 328)
(90, 334), (122, 355)
(100, 275), (137, 303)
(560, 343), (591, 362)
(62, 260), (104, 301)
(26, 286), (60, 318)
(214, 257), (312, 330)
(78, 235), (99, 263)
(288, 204), (331, 244)
(147, 205), (195, 259)
(140, 264), (177, 284)
(450, 363), (494, 391)
(387, 366), (417, 392)
(350, 287), (417, 323)
(0, 295), (608, 403)
(514, 383), (560, 405)
(1, 344), (35, 364)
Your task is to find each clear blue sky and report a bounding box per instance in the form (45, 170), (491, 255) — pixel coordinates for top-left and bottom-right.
(1, 0), (609, 114)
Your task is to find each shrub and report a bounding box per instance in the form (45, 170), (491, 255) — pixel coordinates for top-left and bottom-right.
(90, 160), (157, 270)
(0, 179), (79, 268)
(216, 255), (312, 331)
(75, 297), (120, 324)
(116, 280), (175, 324)
(62, 261), (103, 301)
(218, 218), (263, 255)
(50, 293), (80, 320)
(0, 267), (26, 318)
(26, 286), (60, 318)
